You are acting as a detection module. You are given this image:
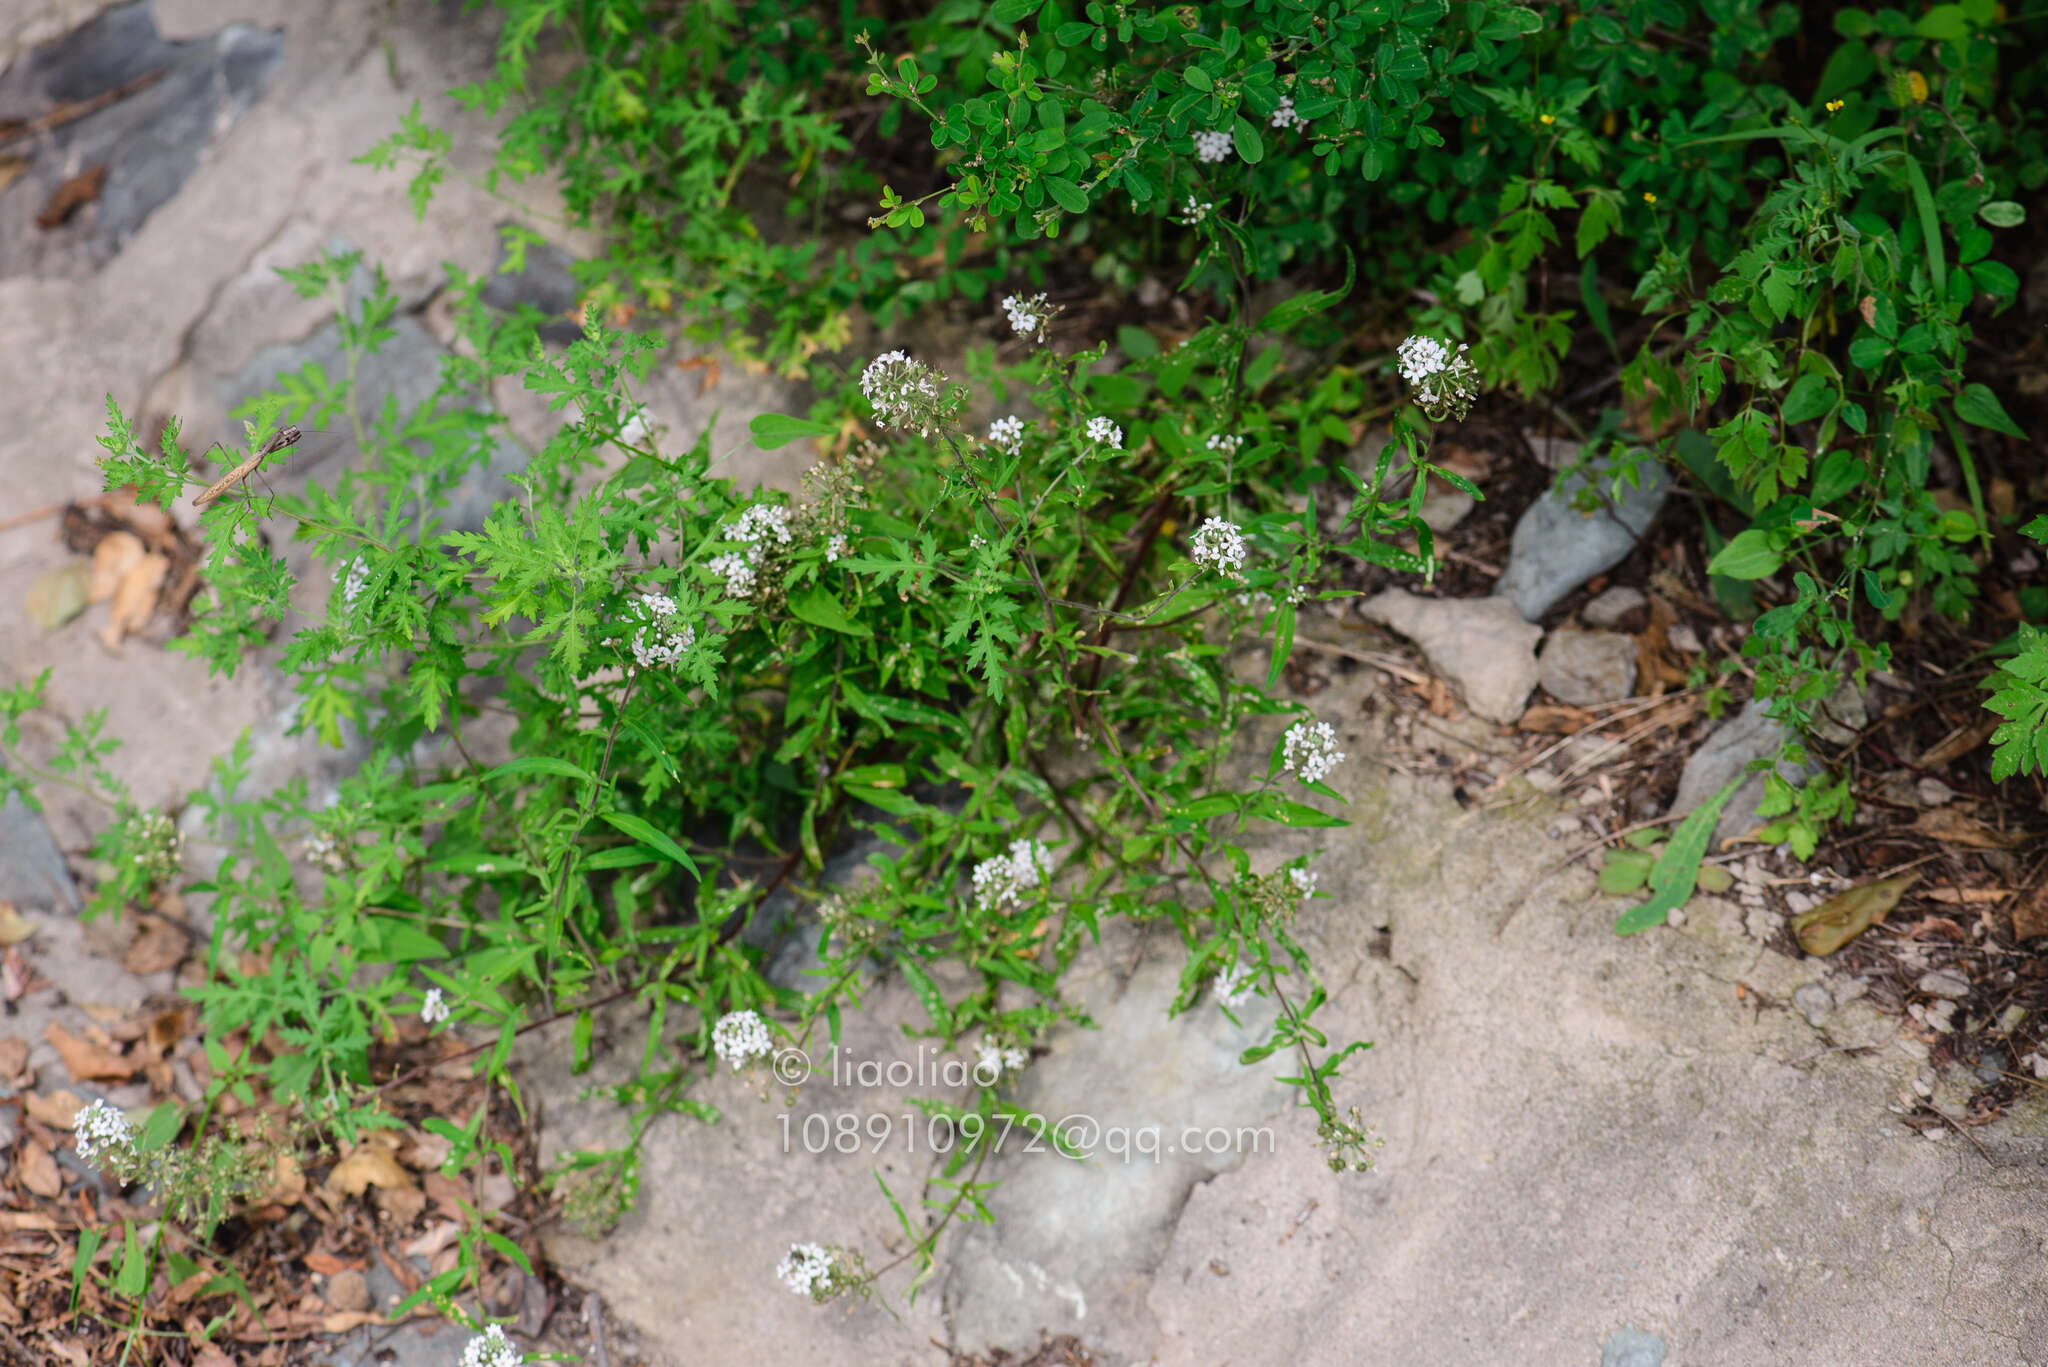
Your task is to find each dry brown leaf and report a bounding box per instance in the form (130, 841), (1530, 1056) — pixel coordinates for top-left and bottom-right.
(0, 1211), (57, 1232)
(2014, 880), (2048, 941)
(0, 905), (34, 946)
(1921, 887), (2011, 905)
(1912, 807), (2026, 849)
(375, 1181), (428, 1225)
(323, 1141), (414, 1198)
(0, 155), (26, 196)
(260, 1151), (306, 1206)
(123, 919), (188, 976)
(193, 1349), (236, 1367)
(1793, 872), (1920, 956)
(18, 1142), (62, 1199)
(24, 1089), (81, 1129)
(1916, 717), (2001, 769)
(303, 1251), (366, 1276)
(89, 530), (145, 602)
(145, 1006), (190, 1057)
(45, 1021), (134, 1081)
(1518, 703), (1593, 735)
(322, 1311), (385, 1334)
(1, 949), (33, 1003)
(24, 563), (92, 631)
(0, 1036), (29, 1085)
(404, 1219), (462, 1259)
(46, 1338), (89, 1367)
(99, 550), (169, 649)
(34, 163), (108, 230)
(0, 1282), (20, 1326)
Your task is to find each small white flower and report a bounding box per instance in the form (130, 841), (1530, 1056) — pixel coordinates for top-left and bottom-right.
(1282, 719), (1345, 785)
(975, 1039), (1029, 1081)
(334, 558), (369, 608)
(776, 1242), (841, 1299)
(421, 987), (450, 1025)
(1270, 95), (1300, 129)
(988, 415), (1026, 455)
(461, 1324), (525, 1367)
(625, 591), (695, 668)
(859, 351), (950, 431)
(712, 1009), (773, 1071)
(1215, 962), (1257, 1010)
(1288, 867), (1318, 898)
(1001, 293), (1049, 338)
(1178, 196), (1213, 225)
(971, 838), (1055, 912)
(826, 533), (848, 563)
(1189, 517), (1250, 582)
(1084, 416), (1122, 449)
(73, 1099), (136, 1166)
(1395, 334), (1480, 421)
(706, 551), (757, 600)
(1205, 433), (1242, 457)
(1193, 129), (1234, 163)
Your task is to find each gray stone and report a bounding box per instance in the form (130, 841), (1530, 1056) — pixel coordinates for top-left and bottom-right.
(1793, 982), (1834, 1028)
(1602, 1325), (1668, 1367)
(1538, 627), (1638, 706)
(1917, 969), (1970, 1000)
(0, 2), (284, 278)
(480, 221), (587, 346)
(0, 782), (79, 913)
(1582, 585), (1647, 629)
(1670, 698), (1805, 847)
(1494, 463), (1670, 622)
(1360, 589), (1542, 724)
(1808, 677), (1869, 747)
(1416, 483), (1474, 533)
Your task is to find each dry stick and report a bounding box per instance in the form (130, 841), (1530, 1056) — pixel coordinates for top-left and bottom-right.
(1487, 688), (1703, 791)
(0, 500), (67, 534)
(1287, 633), (1430, 685)
(0, 67), (166, 148)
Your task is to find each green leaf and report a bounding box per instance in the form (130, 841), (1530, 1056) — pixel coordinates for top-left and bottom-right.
(1979, 200), (2026, 228)
(596, 811), (700, 876)
(748, 412), (837, 450)
(1183, 66), (1213, 92)
(1780, 374), (1835, 426)
(788, 584), (873, 637)
(1707, 528), (1782, 580)
(1954, 383), (2024, 439)
(1043, 176), (1089, 214)
(483, 756), (595, 785)
(1232, 117), (1264, 164)
(990, 0), (1044, 19)
(1597, 849), (1656, 896)
(1615, 778), (1740, 933)
(1266, 602), (1295, 690)
(898, 957), (952, 1031)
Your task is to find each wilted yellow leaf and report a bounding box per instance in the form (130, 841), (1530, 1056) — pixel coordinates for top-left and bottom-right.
(1793, 872), (1920, 956)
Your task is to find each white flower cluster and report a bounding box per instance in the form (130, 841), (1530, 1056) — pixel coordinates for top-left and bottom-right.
(461, 1325), (525, 1367)
(776, 1243), (844, 1300)
(73, 1099), (136, 1166)
(972, 838), (1055, 912)
(1282, 719), (1345, 785)
(1206, 433), (1242, 457)
(1193, 129), (1234, 163)
(859, 350), (949, 432)
(627, 591), (695, 669)
(125, 808), (184, 884)
(1215, 962), (1257, 1010)
(1270, 95), (1300, 129)
(334, 558), (369, 608)
(1288, 867), (1318, 899)
(712, 1009), (773, 1071)
(1189, 517), (1250, 582)
(708, 503), (795, 601)
(421, 987), (450, 1025)
(1001, 292), (1049, 338)
(988, 415), (1026, 455)
(1085, 416), (1122, 449)
(1178, 196), (1213, 225)
(976, 1039), (1029, 1081)
(826, 533), (848, 562)
(1395, 334), (1480, 421)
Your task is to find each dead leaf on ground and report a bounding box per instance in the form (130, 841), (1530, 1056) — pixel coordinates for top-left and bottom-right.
(1916, 717), (2001, 769)
(45, 1022), (135, 1081)
(323, 1140), (414, 1198)
(34, 163), (108, 230)
(24, 563), (92, 631)
(89, 530), (145, 602)
(0, 1036), (28, 1085)
(193, 1349), (236, 1367)
(0, 155), (26, 196)
(1793, 872), (1921, 956)
(303, 1251), (366, 1277)
(404, 1219), (461, 1259)
(2014, 879), (2048, 941)
(18, 1142), (62, 1199)
(99, 550), (169, 649)
(24, 1089), (81, 1128)
(2, 948), (36, 1002)
(0, 904), (36, 946)
(1920, 887), (2010, 905)
(1518, 703), (1593, 734)
(123, 918), (188, 975)
(1912, 807), (2026, 849)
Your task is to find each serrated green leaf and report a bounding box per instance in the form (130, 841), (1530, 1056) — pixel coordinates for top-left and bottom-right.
(748, 412), (837, 450)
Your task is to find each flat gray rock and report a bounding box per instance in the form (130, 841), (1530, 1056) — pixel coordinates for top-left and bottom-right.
(1495, 464), (1670, 622)
(1539, 627), (1638, 706)
(1361, 589), (1542, 724)
(0, 783), (79, 912)
(0, 1), (283, 278)
(1670, 698), (1801, 845)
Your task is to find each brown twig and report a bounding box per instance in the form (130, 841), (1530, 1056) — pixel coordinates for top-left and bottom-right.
(0, 68), (166, 148)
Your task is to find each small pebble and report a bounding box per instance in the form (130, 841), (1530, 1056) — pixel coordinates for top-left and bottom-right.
(1917, 969), (1970, 1000)
(1915, 776), (1957, 807)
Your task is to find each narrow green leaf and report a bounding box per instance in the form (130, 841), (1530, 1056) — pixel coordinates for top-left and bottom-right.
(597, 811), (700, 876)
(748, 412), (837, 450)
(1615, 777), (1741, 934)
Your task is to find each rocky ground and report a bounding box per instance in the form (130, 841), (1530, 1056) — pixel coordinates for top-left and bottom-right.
(3, 2), (2048, 1365)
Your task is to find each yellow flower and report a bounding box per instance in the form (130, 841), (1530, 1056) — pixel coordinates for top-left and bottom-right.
(1825, 99), (1844, 114)
(1642, 191), (1658, 205)
(1539, 113), (1555, 125)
